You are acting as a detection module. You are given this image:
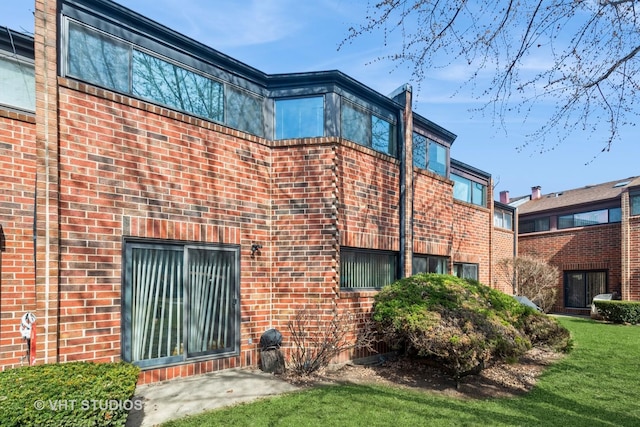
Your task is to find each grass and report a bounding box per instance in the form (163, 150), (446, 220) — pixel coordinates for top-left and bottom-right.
(162, 316), (640, 427)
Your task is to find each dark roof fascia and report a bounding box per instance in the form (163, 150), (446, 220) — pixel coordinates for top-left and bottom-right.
(518, 196), (621, 218)
(627, 183), (640, 193)
(413, 114), (457, 145)
(59, 1), (458, 141)
(451, 158), (491, 180)
(60, 0), (411, 111)
(0, 26), (34, 59)
(494, 200), (516, 213)
(61, 0), (269, 86)
(266, 70), (403, 112)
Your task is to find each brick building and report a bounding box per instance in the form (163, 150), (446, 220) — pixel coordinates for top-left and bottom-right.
(1, 0), (515, 383)
(513, 178), (640, 314)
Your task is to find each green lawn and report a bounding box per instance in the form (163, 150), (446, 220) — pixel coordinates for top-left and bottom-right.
(163, 316), (640, 427)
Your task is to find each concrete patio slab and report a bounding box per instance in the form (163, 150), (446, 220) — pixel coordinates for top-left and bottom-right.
(125, 369), (299, 426)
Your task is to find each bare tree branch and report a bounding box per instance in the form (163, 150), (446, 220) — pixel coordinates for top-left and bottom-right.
(344, 0), (640, 152)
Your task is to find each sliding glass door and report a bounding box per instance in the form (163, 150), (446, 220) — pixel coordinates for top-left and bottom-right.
(122, 240), (239, 368)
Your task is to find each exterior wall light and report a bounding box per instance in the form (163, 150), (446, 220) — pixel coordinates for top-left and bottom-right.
(251, 243), (263, 258)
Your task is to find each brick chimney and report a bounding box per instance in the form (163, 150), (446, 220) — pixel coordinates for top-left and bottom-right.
(499, 190), (510, 204)
(531, 186), (542, 200)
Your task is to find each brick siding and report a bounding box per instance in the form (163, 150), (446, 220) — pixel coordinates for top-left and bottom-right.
(0, 1), (514, 383)
(519, 224), (622, 313)
(492, 227), (517, 294)
(0, 112), (37, 368)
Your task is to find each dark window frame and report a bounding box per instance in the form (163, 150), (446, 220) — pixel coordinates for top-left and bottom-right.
(0, 51), (36, 112)
(121, 238), (240, 369)
(340, 247), (398, 290)
(275, 95), (325, 139)
(519, 217), (551, 234)
(412, 131), (449, 177)
(564, 270), (607, 309)
(412, 254), (449, 275)
(631, 192), (640, 216)
(557, 207), (621, 229)
(453, 263), (479, 280)
(494, 208), (513, 230)
(340, 99), (397, 157)
(63, 18), (266, 137)
(451, 173), (487, 207)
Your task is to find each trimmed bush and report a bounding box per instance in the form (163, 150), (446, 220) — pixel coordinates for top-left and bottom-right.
(593, 300), (640, 324)
(0, 361), (140, 427)
(372, 274), (571, 386)
(517, 310), (572, 351)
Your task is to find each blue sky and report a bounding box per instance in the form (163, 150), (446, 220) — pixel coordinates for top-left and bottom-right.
(4, 0), (638, 199)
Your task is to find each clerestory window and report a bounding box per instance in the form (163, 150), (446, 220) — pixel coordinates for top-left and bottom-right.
(65, 20), (264, 136)
(412, 132), (448, 177)
(341, 101), (397, 157)
(275, 96), (324, 139)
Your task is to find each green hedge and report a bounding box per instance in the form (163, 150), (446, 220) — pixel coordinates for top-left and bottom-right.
(0, 361), (140, 427)
(593, 300), (640, 324)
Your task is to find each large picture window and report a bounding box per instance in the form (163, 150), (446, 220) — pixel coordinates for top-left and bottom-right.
(412, 133), (448, 177)
(68, 21), (130, 93)
(341, 101), (396, 157)
(132, 50), (223, 122)
(451, 173), (486, 207)
(564, 270), (606, 308)
(0, 54), (35, 111)
(66, 21), (265, 136)
(122, 240), (239, 368)
(226, 86), (264, 136)
(275, 96), (324, 139)
(340, 248), (397, 290)
(558, 208), (621, 229)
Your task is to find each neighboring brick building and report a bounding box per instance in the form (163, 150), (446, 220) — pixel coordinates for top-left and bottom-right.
(514, 178), (640, 314)
(0, 0), (515, 383)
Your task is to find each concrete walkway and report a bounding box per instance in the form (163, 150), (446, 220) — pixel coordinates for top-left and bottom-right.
(125, 369), (300, 426)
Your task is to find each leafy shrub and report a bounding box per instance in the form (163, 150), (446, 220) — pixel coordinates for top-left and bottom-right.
(0, 361), (140, 427)
(593, 300), (640, 324)
(372, 274), (571, 386)
(517, 310), (573, 352)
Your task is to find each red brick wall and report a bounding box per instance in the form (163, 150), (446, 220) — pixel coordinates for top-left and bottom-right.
(0, 111), (37, 368)
(412, 170), (493, 285)
(627, 216), (640, 300)
(56, 79), (273, 380)
(265, 142), (403, 364)
(11, 5), (505, 380)
(492, 227), (516, 294)
(3, 74), (504, 380)
(519, 224), (622, 312)
(337, 144), (400, 251)
(413, 170), (454, 258)
(452, 201), (492, 284)
(35, 0), (61, 365)
(270, 140), (339, 345)
(334, 143), (401, 361)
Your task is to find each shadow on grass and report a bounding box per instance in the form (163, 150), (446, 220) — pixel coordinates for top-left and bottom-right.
(163, 379), (640, 427)
(164, 316), (640, 427)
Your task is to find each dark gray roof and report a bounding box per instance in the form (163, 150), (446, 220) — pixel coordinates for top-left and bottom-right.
(518, 176), (640, 215)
